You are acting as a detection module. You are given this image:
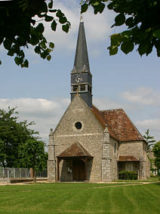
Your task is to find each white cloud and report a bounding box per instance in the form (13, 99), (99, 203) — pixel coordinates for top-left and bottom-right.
(0, 98), (69, 143)
(43, 0), (112, 52)
(122, 87), (160, 106)
(136, 119), (160, 141)
(136, 119), (160, 130)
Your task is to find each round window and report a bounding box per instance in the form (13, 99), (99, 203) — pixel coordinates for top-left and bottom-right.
(75, 122), (82, 130)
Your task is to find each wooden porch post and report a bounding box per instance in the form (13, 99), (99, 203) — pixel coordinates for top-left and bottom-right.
(56, 158), (60, 182)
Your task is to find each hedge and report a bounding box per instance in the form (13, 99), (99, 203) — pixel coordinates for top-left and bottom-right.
(119, 170), (138, 180)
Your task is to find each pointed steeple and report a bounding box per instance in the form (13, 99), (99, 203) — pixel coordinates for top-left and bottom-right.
(73, 18), (90, 73)
(70, 18), (92, 107)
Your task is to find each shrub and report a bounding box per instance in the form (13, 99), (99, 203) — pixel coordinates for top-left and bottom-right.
(119, 170), (138, 180)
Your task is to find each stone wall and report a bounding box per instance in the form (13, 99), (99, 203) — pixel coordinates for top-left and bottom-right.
(110, 138), (118, 180)
(118, 141), (150, 179)
(118, 141), (143, 159)
(53, 95), (104, 182)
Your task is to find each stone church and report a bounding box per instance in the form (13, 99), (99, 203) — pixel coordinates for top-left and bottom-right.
(48, 19), (150, 182)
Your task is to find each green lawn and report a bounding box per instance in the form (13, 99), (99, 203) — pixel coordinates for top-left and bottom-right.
(0, 182), (160, 214)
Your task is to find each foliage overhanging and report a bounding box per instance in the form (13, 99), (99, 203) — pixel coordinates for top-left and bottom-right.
(0, 0), (70, 67)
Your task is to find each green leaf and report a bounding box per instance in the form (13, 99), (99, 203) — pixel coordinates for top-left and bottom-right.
(111, 34), (121, 46)
(3, 39), (12, 50)
(122, 31), (131, 39)
(45, 15), (53, 22)
(59, 16), (67, 24)
(108, 46), (118, 55)
(49, 9), (57, 13)
(138, 43), (149, 56)
(51, 20), (57, 31)
(153, 30), (160, 39)
(62, 23), (70, 33)
(47, 55), (51, 61)
(36, 23), (44, 33)
(115, 14), (125, 26)
(81, 3), (88, 13)
(34, 46), (41, 54)
(56, 10), (63, 18)
(30, 35), (39, 46)
(121, 40), (134, 54)
(107, 2), (114, 10)
(94, 3), (105, 14)
(14, 57), (23, 66)
(48, 0), (53, 9)
(23, 60), (29, 68)
(7, 49), (15, 56)
(40, 41), (46, 49)
(125, 17), (134, 27)
(49, 42), (54, 49)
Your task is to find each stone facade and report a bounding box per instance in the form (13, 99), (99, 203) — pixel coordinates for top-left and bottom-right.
(48, 95), (150, 182)
(48, 95), (105, 182)
(118, 141), (150, 179)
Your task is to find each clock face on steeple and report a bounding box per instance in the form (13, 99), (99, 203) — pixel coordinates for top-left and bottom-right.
(72, 74), (83, 83)
(75, 75), (83, 83)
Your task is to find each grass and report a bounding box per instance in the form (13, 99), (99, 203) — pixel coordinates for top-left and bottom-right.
(0, 182), (160, 214)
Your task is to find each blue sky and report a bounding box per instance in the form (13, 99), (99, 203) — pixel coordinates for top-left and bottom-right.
(0, 0), (160, 142)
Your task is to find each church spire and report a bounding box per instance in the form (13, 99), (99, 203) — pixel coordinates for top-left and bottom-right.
(71, 18), (92, 107)
(73, 17), (90, 73)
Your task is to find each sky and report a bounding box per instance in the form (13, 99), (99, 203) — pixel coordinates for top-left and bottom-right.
(0, 0), (160, 144)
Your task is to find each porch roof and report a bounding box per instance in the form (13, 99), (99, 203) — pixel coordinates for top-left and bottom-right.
(118, 156), (139, 162)
(57, 142), (93, 159)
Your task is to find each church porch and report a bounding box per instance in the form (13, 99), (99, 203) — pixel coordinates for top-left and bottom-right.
(56, 142), (93, 182)
(118, 156), (140, 180)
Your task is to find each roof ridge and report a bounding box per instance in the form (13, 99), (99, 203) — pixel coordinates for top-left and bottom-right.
(100, 108), (124, 112)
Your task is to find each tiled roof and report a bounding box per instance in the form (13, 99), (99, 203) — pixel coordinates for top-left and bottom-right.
(91, 106), (144, 142)
(118, 156), (139, 162)
(57, 142), (93, 158)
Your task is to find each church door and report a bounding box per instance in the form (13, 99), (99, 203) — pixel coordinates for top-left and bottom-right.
(72, 159), (86, 181)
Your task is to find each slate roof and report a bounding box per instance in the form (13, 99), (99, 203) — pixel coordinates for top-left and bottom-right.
(118, 156), (139, 162)
(57, 142), (93, 158)
(72, 21), (90, 73)
(91, 106), (144, 142)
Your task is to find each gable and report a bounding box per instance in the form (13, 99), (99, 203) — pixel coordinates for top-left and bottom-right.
(57, 142), (93, 158)
(91, 106), (144, 142)
(54, 95), (104, 136)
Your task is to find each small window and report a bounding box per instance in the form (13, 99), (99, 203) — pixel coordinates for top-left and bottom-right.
(75, 122), (82, 130)
(114, 143), (116, 153)
(73, 85), (78, 92)
(80, 84), (85, 91)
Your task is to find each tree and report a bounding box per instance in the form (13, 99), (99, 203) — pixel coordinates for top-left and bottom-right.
(81, 0), (160, 57)
(0, 107), (47, 176)
(0, 0), (70, 67)
(2, 0), (160, 68)
(153, 141), (160, 175)
(0, 107), (36, 167)
(20, 138), (48, 182)
(143, 129), (156, 152)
